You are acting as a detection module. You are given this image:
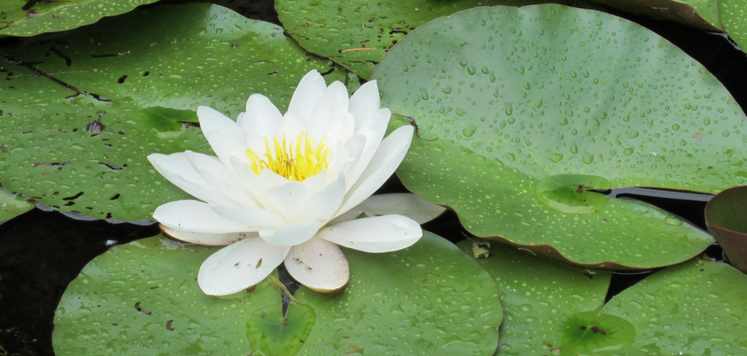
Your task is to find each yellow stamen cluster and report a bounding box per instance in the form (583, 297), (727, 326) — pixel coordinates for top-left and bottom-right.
(246, 132), (329, 181)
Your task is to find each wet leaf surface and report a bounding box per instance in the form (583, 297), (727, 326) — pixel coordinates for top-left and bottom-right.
(53, 232), (503, 355)
(0, 0), (159, 37)
(591, 0), (747, 51)
(458, 240), (611, 355)
(275, 0), (589, 78)
(0, 3), (347, 222)
(603, 259), (747, 354)
(0, 189), (32, 223)
(374, 4), (747, 268)
(705, 185), (747, 272)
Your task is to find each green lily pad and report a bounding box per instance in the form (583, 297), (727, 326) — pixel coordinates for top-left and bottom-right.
(275, 0), (590, 79)
(603, 259), (747, 354)
(54, 232), (503, 355)
(0, 188), (32, 223)
(374, 4), (747, 268)
(0, 3), (347, 221)
(0, 0), (159, 37)
(705, 186), (747, 273)
(590, 0), (747, 51)
(458, 240), (611, 355)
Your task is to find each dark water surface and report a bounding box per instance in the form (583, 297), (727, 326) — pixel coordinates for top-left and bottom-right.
(1, 0), (745, 355)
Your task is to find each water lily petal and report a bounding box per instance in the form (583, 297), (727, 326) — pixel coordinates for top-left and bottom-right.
(333, 193), (445, 224)
(154, 200), (249, 234)
(197, 106), (246, 165)
(309, 81), (349, 137)
(161, 225), (251, 246)
(350, 80), (381, 129)
(284, 238), (349, 292)
(239, 93), (282, 139)
(287, 70), (326, 120)
(147, 152), (221, 204)
(259, 223), (322, 246)
(198, 237), (289, 296)
(320, 214), (422, 252)
(184, 151), (255, 205)
(337, 125), (414, 215)
(344, 108), (391, 187)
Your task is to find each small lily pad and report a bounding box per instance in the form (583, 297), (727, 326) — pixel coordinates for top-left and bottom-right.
(705, 186), (747, 272)
(458, 240), (612, 355)
(0, 188), (32, 223)
(54, 232), (503, 355)
(0, 3), (347, 221)
(375, 4), (745, 268)
(559, 310), (636, 355)
(0, 0), (159, 37)
(603, 259), (747, 354)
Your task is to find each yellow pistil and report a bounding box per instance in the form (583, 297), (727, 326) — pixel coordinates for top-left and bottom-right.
(246, 132), (329, 181)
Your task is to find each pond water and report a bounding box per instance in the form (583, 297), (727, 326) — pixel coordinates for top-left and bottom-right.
(0, 0), (745, 355)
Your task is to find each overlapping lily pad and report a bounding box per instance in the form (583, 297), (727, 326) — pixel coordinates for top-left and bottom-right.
(374, 4), (747, 268)
(0, 188), (32, 223)
(705, 186), (747, 272)
(458, 240), (611, 355)
(0, 0), (159, 37)
(591, 0), (747, 51)
(54, 232), (503, 355)
(0, 3), (347, 221)
(604, 259), (747, 354)
(275, 0), (587, 78)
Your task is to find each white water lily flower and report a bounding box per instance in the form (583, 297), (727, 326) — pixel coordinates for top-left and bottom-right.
(148, 70), (425, 296)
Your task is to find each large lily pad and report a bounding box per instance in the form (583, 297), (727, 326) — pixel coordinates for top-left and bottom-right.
(458, 240), (611, 355)
(603, 259), (747, 354)
(275, 0), (587, 79)
(590, 0), (747, 51)
(54, 232), (503, 355)
(0, 0), (158, 37)
(0, 3), (347, 221)
(705, 186), (747, 272)
(374, 4), (747, 268)
(0, 188), (32, 223)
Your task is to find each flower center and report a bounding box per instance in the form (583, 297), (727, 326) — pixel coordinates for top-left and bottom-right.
(245, 132), (329, 181)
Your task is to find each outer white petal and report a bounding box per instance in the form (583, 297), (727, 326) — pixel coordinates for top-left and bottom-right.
(184, 151), (254, 206)
(148, 153), (220, 204)
(337, 125), (414, 215)
(259, 223), (322, 247)
(198, 237), (289, 296)
(350, 80), (381, 128)
(161, 225), (251, 246)
(333, 193), (445, 224)
(153, 200), (249, 234)
(319, 214), (422, 253)
(197, 106), (246, 165)
(345, 108), (391, 187)
(287, 70), (326, 120)
(284, 238), (349, 292)
(238, 94), (282, 139)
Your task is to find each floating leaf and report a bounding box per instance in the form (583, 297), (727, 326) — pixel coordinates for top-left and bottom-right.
(705, 186), (747, 272)
(374, 4), (747, 268)
(603, 259), (747, 354)
(590, 0), (747, 51)
(0, 188), (32, 223)
(559, 310), (635, 355)
(275, 0), (589, 78)
(0, 3), (347, 221)
(0, 0), (159, 37)
(54, 232), (503, 354)
(458, 240), (611, 355)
